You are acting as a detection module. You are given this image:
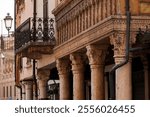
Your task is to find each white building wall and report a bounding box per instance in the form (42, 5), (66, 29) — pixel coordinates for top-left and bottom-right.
(37, 0), (43, 17)
(20, 0), (33, 23)
(48, 0), (55, 18)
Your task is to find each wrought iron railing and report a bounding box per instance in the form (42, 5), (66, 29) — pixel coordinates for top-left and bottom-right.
(15, 17), (55, 50)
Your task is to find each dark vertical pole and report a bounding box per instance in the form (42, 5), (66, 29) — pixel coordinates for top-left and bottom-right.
(14, 0), (18, 100)
(20, 86), (22, 100)
(33, 0), (38, 100)
(43, 0), (48, 41)
(33, 0), (37, 42)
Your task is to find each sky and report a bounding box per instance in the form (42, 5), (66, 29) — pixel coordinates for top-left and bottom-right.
(0, 0), (14, 35)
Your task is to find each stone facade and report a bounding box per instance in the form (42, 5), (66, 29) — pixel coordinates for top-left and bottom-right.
(15, 0), (150, 100)
(0, 35), (16, 100)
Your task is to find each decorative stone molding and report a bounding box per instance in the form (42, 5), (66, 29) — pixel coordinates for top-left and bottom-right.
(86, 44), (108, 65)
(55, 15), (150, 59)
(56, 58), (70, 75)
(70, 53), (85, 72)
(55, 0), (98, 28)
(110, 33), (126, 58)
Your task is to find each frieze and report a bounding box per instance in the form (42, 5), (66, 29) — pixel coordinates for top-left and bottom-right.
(54, 16), (150, 59)
(55, 0), (94, 23)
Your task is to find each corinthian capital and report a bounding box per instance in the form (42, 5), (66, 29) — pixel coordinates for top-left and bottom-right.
(70, 53), (85, 71)
(56, 58), (70, 75)
(110, 33), (126, 57)
(86, 44), (108, 65)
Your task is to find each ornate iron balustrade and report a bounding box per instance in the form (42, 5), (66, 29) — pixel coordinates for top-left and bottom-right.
(15, 17), (55, 51)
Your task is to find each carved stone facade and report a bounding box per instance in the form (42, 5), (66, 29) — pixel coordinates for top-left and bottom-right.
(15, 0), (150, 100)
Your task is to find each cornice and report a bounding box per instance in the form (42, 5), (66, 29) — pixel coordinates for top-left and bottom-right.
(54, 16), (150, 59)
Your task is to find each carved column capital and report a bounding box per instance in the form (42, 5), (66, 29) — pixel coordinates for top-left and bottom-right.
(56, 58), (70, 75)
(37, 69), (50, 81)
(86, 44), (108, 66)
(70, 53), (85, 72)
(110, 33), (126, 57)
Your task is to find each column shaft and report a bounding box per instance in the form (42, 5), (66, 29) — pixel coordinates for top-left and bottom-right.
(56, 59), (71, 100)
(39, 80), (47, 99)
(70, 53), (85, 100)
(72, 68), (85, 100)
(25, 81), (33, 100)
(59, 74), (70, 99)
(37, 69), (50, 100)
(91, 65), (105, 99)
(116, 61), (132, 100)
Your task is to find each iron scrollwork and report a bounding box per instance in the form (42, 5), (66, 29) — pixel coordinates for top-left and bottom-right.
(15, 17), (56, 50)
(31, 17), (55, 43)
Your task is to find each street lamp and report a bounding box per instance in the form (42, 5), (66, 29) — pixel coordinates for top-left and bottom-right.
(4, 13), (13, 36)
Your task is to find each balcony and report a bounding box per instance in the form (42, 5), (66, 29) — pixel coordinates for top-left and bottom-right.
(15, 17), (55, 59)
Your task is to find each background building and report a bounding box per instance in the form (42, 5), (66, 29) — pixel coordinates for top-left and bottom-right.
(15, 0), (150, 100)
(0, 34), (16, 100)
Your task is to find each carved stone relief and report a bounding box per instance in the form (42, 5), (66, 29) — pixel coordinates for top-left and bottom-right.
(56, 58), (70, 75)
(86, 44), (108, 65)
(110, 33), (126, 57)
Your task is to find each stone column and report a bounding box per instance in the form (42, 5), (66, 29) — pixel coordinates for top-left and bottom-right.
(70, 53), (85, 100)
(141, 56), (149, 100)
(110, 33), (132, 100)
(115, 57), (132, 99)
(24, 80), (33, 100)
(86, 45), (108, 100)
(56, 58), (71, 100)
(37, 69), (50, 100)
(21, 83), (26, 100)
